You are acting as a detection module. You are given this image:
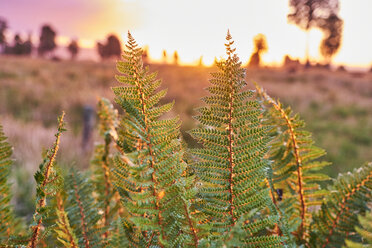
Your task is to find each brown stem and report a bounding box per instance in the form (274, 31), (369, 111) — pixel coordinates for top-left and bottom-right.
(130, 50), (164, 247)
(183, 201), (199, 247)
(56, 193), (78, 248)
(71, 171), (90, 248)
(28, 112), (64, 248)
(264, 178), (281, 236)
(226, 60), (236, 226)
(102, 138), (112, 239)
(256, 87), (306, 239)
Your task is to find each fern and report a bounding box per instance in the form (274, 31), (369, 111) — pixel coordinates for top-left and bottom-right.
(91, 98), (122, 240)
(310, 163), (372, 248)
(344, 209), (372, 247)
(0, 124), (19, 242)
(26, 112), (66, 248)
(189, 31), (283, 246)
(255, 84), (330, 242)
(111, 32), (203, 247)
(54, 192), (79, 248)
(1, 29), (372, 248)
(64, 169), (106, 248)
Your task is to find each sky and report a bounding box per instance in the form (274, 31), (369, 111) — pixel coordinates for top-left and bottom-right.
(1, 0), (372, 68)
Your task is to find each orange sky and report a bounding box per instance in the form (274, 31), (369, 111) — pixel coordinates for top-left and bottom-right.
(2, 0), (372, 68)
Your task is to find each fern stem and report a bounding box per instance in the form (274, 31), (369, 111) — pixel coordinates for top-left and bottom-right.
(226, 38), (236, 226)
(146, 232), (156, 248)
(102, 137), (112, 239)
(56, 193), (78, 248)
(321, 171), (372, 248)
(264, 178), (281, 236)
(182, 201), (199, 247)
(28, 112), (65, 248)
(256, 87), (307, 239)
(71, 171), (90, 248)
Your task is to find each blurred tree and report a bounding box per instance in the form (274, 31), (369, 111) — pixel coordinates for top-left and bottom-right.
(97, 42), (105, 59)
(162, 50), (167, 63)
(0, 17), (8, 53)
(106, 35), (121, 58)
(248, 34), (268, 67)
(173, 51), (179, 65)
(38, 24), (57, 57)
(4, 33), (33, 56)
(12, 34), (24, 55)
(319, 13), (343, 64)
(23, 33), (33, 56)
(67, 39), (79, 60)
(287, 0), (341, 64)
(97, 34), (121, 60)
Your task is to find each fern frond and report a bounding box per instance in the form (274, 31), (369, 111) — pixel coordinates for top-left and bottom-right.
(64, 169), (106, 248)
(255, 84), (330, 241)
(344, 209), (372, 247)
(0, 123), (20, 242)
(310, 163), (372, 248)
(54, 193), (78, 248)
(189, 31), (283, 246)
(91, 98), (122, 240)
(112, 32), (204, 247)
(27, 112), (66, 248)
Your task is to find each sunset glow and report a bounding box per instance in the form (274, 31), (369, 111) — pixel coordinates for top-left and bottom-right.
(1, 0), (372, 68)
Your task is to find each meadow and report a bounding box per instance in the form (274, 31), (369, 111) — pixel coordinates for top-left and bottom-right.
(1, 55), (372, 180)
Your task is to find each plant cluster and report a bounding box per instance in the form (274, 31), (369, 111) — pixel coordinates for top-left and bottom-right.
(0, 32), (371, 247)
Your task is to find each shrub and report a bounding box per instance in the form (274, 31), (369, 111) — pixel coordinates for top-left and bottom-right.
(0, 32), (371, 247)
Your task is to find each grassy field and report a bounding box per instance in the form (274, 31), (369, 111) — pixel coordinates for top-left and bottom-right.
(1, 55), (372, 180)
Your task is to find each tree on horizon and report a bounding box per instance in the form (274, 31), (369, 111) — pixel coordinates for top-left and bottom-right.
(287, 0), (342, 65)
(37, 24), (57, 58)
(0, 17), (8, 53)
(162, 49), (167, 63)
(96, 34), (121, 60)
(67, 39), (79, 60)
(319, 13), (343, 64)
(173, 50), (179, 65)
(248, 33), (268, 67)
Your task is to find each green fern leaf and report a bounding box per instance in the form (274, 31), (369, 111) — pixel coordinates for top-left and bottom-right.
(27, 112), (66, 248)
(54, 193), (79, 248)
(91, 98), (123, 241)
(344, 209), (372, 247)
(189, 31), (283, 246)
(112, 32), (204, 247)
(310, 163), (372, 248)
(0, 123), (20, 243)
(255, 84), (331, 242)
(64, 169), (106, 248)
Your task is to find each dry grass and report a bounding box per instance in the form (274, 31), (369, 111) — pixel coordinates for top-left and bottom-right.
(1, 115), (95, 173)
(1, 55), (372, 177)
